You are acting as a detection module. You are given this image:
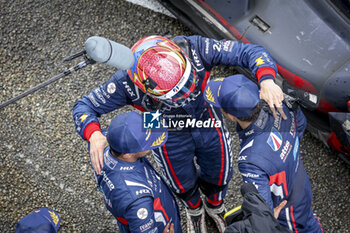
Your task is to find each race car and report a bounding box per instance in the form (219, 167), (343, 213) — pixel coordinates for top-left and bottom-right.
(157, 0), (350, 163)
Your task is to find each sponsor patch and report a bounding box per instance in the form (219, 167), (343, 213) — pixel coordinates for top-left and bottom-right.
(245, 129), (254, 136)
(154, 212), (166, 226)
(191, 49), (204, 71)
(267, 128), (283, 151)
(137, 208), (148, 220)
(273, 115), (282, 130)
(262, 52), (274, 65)
(241, 172), (259, 178)
(293, 136), (299, 160)
(205, 38), (210, 54)
(88, 93), (100, 107)
(101, 88), (110, 99)
(255, 56), (265, 66)
(94, 88), (106, 103)
(123, 81), (136, 97)
(79, 114), (88, 123)
(120, 166), (134, 171)
(140, 219), (154, 232)
(223, 40), (234, 52)
(105, 151), (117, 169)
(107, 82), (116, 94)
(254, 110), (268, 129)
(136, 189), (151, 195)
(289, 111), (296, 137)
(101, 171), (115, 191)
(280, 140), (292, 162)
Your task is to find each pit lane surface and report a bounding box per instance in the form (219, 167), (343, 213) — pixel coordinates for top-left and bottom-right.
(0, 0), (349, 232)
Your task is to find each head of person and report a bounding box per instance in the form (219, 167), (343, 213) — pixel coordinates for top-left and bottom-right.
(203, 74), (262, 125)
(15, 208), (60, 233)
(106, 111), (168, 159)
(128, 36), (198, 108)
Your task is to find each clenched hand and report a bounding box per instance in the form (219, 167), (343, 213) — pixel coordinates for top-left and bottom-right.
(89, 131), (108, 174)
(260, 79), (287, 120)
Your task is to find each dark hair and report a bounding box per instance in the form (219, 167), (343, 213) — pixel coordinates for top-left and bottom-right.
(110, 148), (124, 158)
(237, 101), (263, 122)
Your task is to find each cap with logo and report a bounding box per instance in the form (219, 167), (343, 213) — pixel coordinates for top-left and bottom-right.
(107, 111), (168, 153)
(15, 208), (60, 233)
(204, 74), (260, 118)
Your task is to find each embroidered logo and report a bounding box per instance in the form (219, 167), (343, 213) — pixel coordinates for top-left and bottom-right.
(205, 86), (215, 103)
(255, 56), (265, 66)
(267, 128), (283, 151)
(79, 114), (88, 122)
(151, 132), (166, 147)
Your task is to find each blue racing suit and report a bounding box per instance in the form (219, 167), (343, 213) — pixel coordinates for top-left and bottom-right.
(73, 35), (278, 208)
(237, 105), (323, 233)
(96, 147), (182, 233)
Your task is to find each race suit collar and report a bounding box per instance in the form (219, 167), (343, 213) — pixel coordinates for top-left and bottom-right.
(237, 109), (272, 142)
(104, 148), (145, 169)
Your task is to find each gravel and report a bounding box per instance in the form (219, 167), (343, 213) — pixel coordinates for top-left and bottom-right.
(0, 0), (349, 232)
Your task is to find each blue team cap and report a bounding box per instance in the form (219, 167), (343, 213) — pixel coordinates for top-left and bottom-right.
(15, 208), (60, 233)
(107, 112), (168, 153)
(204, 74), (260, 117)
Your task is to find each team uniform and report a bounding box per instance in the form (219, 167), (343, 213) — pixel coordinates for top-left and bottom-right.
(96, 147), (182, 233)
(73, 35), (277, 209)
(237, 105), (323, 233)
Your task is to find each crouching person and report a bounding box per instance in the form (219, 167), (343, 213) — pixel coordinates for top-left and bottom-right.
(224, 182), (291, 233)
(94, 112), (181, 233)
(204, 75), (323, 233)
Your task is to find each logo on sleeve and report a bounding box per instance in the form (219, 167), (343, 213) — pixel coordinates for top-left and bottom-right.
(107, 82), (116, 94)
(255, 56), (265, 66)
(94, 88), (106, 103)
(79, 114), (88, 122)
(123, 81), (136, 97)
(140, 219), (154, 232)
(267, 128), (283, 151)
(120, 166), (134, 171)
(88, 93), (100, 107)
(137, 208), (148, 220)
(191, 49), (204, 71)
(223, 40), (234, 52)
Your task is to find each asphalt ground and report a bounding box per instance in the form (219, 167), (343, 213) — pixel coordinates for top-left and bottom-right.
(0, 0), (349, 232)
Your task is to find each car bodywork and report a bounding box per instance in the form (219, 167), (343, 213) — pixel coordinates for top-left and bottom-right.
(158, 0), (350, 162)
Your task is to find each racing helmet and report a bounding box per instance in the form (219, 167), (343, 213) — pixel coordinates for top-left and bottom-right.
(128, 36), (197, 104)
